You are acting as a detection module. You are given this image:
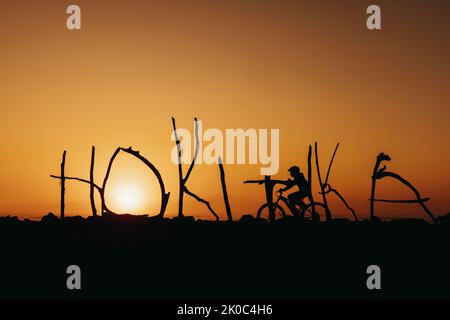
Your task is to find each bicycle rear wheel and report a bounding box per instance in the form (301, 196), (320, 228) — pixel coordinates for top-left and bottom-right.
(303, 202), (325, 221)
(257, 203), (286, 221)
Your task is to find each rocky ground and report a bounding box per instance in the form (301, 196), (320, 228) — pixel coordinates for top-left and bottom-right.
(0, 212), (449, 299)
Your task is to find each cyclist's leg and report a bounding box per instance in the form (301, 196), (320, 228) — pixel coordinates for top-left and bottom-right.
(297, 189), (311, 217)
(298, 199), (308, 216)
(287, 192), (301, 216)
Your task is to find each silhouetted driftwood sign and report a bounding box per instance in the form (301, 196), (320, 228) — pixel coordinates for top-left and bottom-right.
(51, 147), (170, 218)
(370, 152), (437, 223)
(103, 147), (170, 217)
(171, 117), (219, 221)
(51, 117), (236, 221)
(50, 118), (438, 224)
(316, 142), (358, 221)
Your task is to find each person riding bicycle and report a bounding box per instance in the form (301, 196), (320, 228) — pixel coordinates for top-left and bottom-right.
(278, 166), (311, 215)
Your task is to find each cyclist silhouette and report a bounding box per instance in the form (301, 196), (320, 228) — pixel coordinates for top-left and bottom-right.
(278, 166), (310, 214)
(244, 165), (323, 221)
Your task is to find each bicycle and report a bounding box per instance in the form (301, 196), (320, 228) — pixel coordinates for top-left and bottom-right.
(244, 176), (324, 222)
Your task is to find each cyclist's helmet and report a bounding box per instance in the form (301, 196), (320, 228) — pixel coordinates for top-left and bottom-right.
(288, 166), (301, 175)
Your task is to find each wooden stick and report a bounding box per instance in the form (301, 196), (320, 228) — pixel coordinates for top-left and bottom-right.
(324, 186), (358, 221)
(184, 187), (219, 221)
(370, 198), (430, 203)
(51, 174), (107, 216)
(171, 117), (184, 217)
(370, 154), (383, 221)
(60, 151), (66, 219)
(264, 175), (275, 222)
(183, 118), (199, 184)
(324, 143), (340, 186)
(307, 145), (316, 216)
(99, 147), (121, 215)
(218, 157), (233, 221)
(315, 142), (331, 221)
(172, 117), (200, 218)
(50, 175), (102, 192)
(243, 179), (285, 185)
(375, 171), (437, 223)
(118, 147), (170, 218)
(90, 146), (97, 217)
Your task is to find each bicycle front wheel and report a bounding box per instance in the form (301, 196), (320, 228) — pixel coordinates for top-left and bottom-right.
(257, 203), (286, 221)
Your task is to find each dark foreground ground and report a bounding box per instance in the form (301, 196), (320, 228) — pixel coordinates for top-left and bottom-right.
(1, 213), (449, 299)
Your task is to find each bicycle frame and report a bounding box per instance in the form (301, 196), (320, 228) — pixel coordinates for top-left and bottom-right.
(276, 191), (301, 216)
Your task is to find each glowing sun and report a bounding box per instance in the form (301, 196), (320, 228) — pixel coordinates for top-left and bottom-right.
(111, 183), (143, 212)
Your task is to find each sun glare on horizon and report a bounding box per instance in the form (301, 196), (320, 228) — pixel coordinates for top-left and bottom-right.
(110, 183), (144, 213)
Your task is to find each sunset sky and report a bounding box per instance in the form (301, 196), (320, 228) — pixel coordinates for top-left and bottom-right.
(0, 0), (449, 221)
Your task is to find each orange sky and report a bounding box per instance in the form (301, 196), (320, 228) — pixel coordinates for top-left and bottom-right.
(0, 0), (449, 221)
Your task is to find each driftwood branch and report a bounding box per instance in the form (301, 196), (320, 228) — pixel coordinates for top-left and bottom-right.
(307, 145), (316, 216)
(317, 143), (357, 221)
(101, 147), (121, 215)
(183, 117), (199, 184)
(90, 146), (97, 217)
(50, 175), (103, 193)
(324, 143), (340, 186)
(315, 142), (331, 221)
(243, 179), (285, 185)
(375, 170), (437, 223)
(172, 117), (213, 219)
(323, 184), (358, 221)
(218, 157), (233, 221)
(172, 117), (185, 217)
(118, 147), (170, 218)
(184, 187), (219, 221)
(60, 151), (66, 219)
(370, 198), (430, 203)
(264, 176), (276, 221)
(369, 153), (437, 223)
(370, 153), (391, 221)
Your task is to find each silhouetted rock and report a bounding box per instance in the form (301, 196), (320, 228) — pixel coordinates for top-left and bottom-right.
(40, 212), (58, 223)
(239, 214), (267, 224)
(23, 218), (35, 225)
(64, 215), (85, 224)
(330, 218), (352, 224)
(0, 211), (449, 299)
(371, 216), (383, 224)
(172, 215), (195, 223)
(0, 215), (20, 225)
(437, 213), (450, 225)
(102, 213), (149, 225)
(239, 214), (254, 223)
(387, 218), (430, 228)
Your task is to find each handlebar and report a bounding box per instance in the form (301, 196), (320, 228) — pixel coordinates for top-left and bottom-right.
(243, 180), (264, 185)
(243, 179), (286, 185)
